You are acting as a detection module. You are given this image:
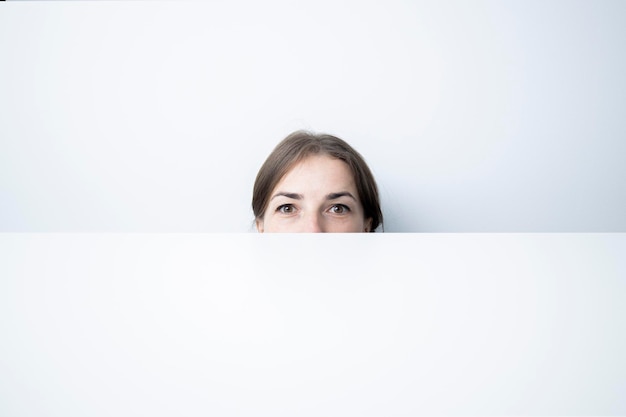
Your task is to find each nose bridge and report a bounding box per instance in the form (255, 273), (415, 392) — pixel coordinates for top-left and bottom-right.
(303, 210), (323, 233)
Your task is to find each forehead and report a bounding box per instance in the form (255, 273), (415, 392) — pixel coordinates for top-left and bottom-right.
(275, 154), (356, 191)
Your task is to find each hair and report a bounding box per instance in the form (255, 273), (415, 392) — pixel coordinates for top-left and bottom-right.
(252, 130), (383, 232)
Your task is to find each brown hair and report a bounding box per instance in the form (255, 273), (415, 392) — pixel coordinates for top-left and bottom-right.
(252, 130), (383, 232)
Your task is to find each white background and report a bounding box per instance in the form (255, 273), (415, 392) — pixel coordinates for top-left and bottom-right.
(1, 0), (625, 232)
(1, 233), (625, 415)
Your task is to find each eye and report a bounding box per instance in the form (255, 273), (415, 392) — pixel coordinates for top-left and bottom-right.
(277, 204), (296, 214)
(329, 204), (350, 214)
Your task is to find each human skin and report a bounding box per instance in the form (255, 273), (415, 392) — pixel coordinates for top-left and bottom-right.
(256, 154), (372, 233)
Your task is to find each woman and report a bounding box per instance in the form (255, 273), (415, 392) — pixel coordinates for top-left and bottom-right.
(252, 130), (383, 232)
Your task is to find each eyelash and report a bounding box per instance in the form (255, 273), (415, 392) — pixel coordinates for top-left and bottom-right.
(276, 204), (296, 214)
(275, 204), (351, 215)
(329, 204), (350, 214)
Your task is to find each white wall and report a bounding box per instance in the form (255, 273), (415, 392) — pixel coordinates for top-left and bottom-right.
(1, 0), (625, 232)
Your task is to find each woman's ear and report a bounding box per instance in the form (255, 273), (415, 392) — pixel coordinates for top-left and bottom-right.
(256, 218), (265, 233)
(364, 218), (372, 232)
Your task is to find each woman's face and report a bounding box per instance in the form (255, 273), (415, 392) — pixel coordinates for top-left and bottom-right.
(257, 154), (372, 233)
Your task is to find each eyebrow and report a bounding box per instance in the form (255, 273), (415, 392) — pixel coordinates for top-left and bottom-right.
(326, 192), (357, 201)
(270, 192), (303, 201)
(270, 191), (357, 201)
